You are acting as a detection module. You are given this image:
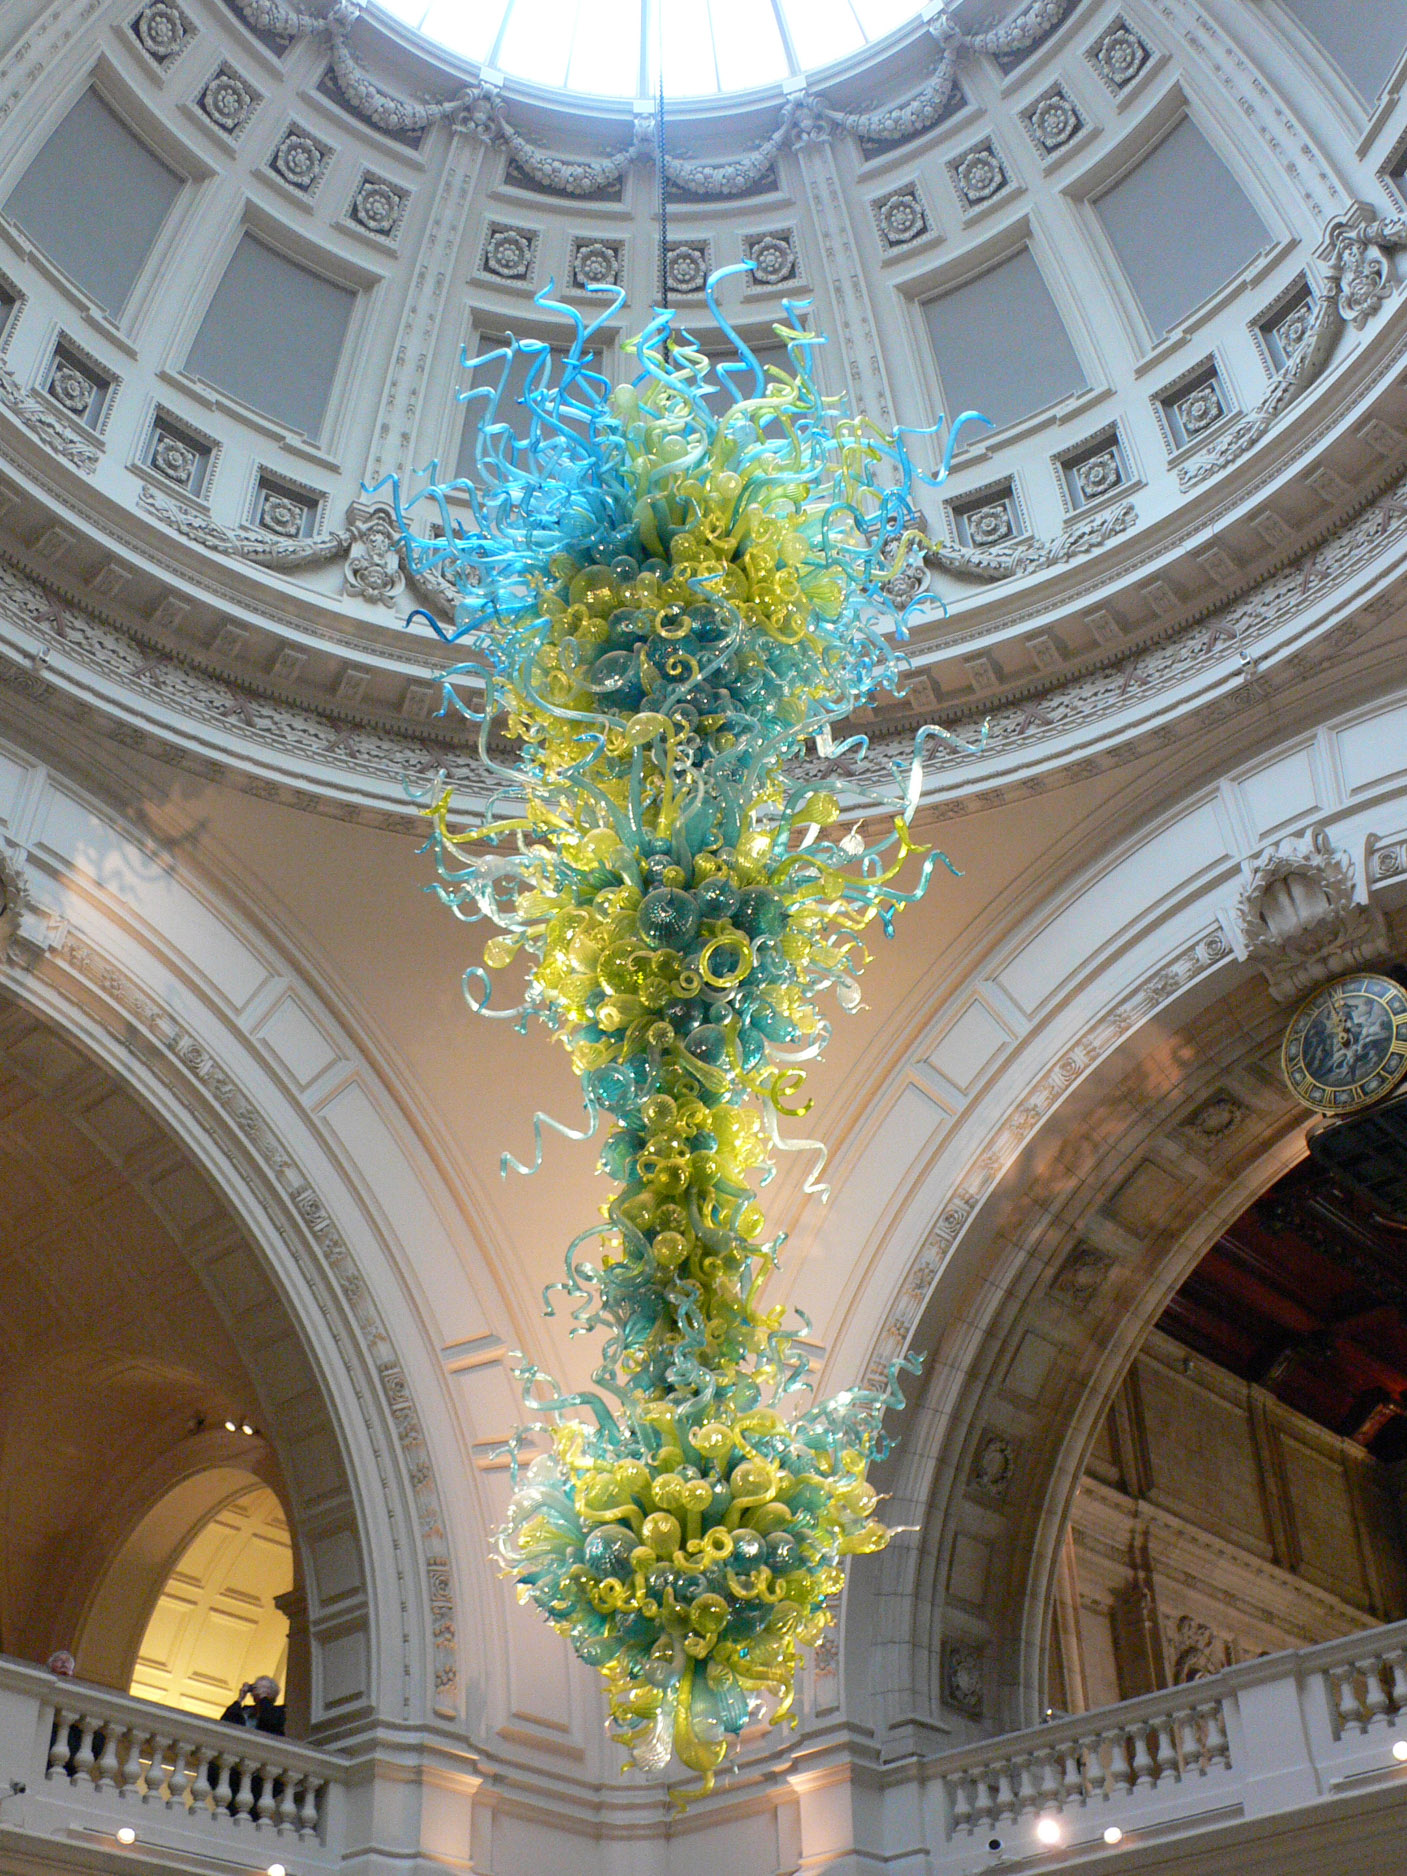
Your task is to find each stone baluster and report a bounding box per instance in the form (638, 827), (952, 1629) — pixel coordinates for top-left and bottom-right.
(255, 1761), (278, 1824)
(1200, 1702), (1230, 1768)
(1082, 1734), (1106, 1801)
(1129, 1723), (1156, 1788)
(47, 1710), (75, 1778)
(1388, 1651), (1407, 1716)
(1336, 1666), (1365, 1732)
(298, 1773), (324, 1839)
(1015, 1753), (1039, 1812)
(231, 1755), (256, 1823)
(167, 1740), (194, 1808)
(95, 1724), (123, 1792)
(277, 1772), (300, 1834)
(120, 1729), (146, 1796)
(71, 1717), (97, 1784)
(994, 1760), (1017, 1819)
(1105, 1728), (1132, 1795)
(189, 1746), (214, 1813)
(1036, 1747), (1062, 1807)
(1173, 1707), (1201, 1775)
(1061, 1739), (1084, 1803)
(948, 1773), (972, 1834)
(142, 1736), (169, 1803)
(211, 1750), (233, 1816)
(1362, 1658), (1391, 1724)
(1153, 1717), (1179, 1784)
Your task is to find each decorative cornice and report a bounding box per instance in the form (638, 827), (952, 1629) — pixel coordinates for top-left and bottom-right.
(0, 553), (490, 815)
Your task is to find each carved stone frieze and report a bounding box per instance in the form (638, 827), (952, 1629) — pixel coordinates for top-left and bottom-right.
(0, 556), (488, 809)
(1231, 828), (1390, 1003)
(930, 500), (1138, 583)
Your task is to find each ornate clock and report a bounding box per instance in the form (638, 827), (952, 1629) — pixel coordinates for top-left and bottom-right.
(1282, 970), (1407, 1114)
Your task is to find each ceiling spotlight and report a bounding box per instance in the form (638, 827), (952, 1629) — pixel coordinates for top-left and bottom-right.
(1035, 1816), (1063, 1846)
(116, 1827), (136, 1846)
(1103, 1825), (1124, 1845)
(239, 1421), (255, 1436)
(224, 1419), (237, 1432)
(1393, 1740), (1407, 1762)
(267, 1863), (287, 1876)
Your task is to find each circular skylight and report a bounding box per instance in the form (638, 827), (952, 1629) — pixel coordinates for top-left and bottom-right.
(372, 0), (927, 100)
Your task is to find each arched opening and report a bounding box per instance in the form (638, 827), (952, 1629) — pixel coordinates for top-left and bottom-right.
(127, 1480), (292, 1720)
(1051, 1152), (1407, 1714)
(0, 991), (362, 1735)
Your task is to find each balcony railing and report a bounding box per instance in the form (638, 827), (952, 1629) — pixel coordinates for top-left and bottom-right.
(0, 1655), (345, 1868)
(927, 1619), (1407, 1866)
(2, 1625), (1407, 1869)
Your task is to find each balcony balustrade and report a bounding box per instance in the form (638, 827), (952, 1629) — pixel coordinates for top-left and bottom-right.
(0, 1655), (344, 1868)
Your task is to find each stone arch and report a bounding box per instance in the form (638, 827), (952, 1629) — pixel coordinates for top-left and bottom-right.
(0, 745), (513, 1743)
(824, 689), (1407, 1750)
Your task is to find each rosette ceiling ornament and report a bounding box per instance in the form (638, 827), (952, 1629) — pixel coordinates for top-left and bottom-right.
(388, 269), (988, 1793)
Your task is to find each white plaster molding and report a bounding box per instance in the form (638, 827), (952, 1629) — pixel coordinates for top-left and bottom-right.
(1229, 826), (1390, 1002)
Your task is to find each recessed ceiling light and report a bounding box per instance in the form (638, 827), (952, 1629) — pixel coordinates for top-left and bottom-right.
(116, 1827), (136, 1845)
(1103, 1824), (1124, 1845)
(267, 1863), (287, 1876)
(224, 1419), (237, 1432)
(1036, 1815), (1062, 1845)
(1393, 1739), (1407, 1762)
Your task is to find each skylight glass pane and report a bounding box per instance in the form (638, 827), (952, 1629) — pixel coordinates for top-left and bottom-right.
(375, 0), (511, 62)
(853, 0), (915, 35)
(711, 0), (789, 91)
(779, 0), (865, 69)
(496, 0), (576, 87)
(567, 0), (642, 93)
(660, 3), (719, 96)
(369, 0), (923, 94)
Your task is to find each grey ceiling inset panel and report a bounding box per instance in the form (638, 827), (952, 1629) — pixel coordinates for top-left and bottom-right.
(921, 247), (1087, 432)
(1278, 0), (1407, 104)
(4, 89), (181, 315)
(185, 235), (356, 440)
(454, 338), (564, 482)
(1094, 117), (1271, 338)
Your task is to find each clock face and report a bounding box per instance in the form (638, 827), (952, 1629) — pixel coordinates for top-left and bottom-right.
(1282, 972), (1407, 1113)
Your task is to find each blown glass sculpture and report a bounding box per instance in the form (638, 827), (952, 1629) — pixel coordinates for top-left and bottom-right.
(394, 270), (978, 1794)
